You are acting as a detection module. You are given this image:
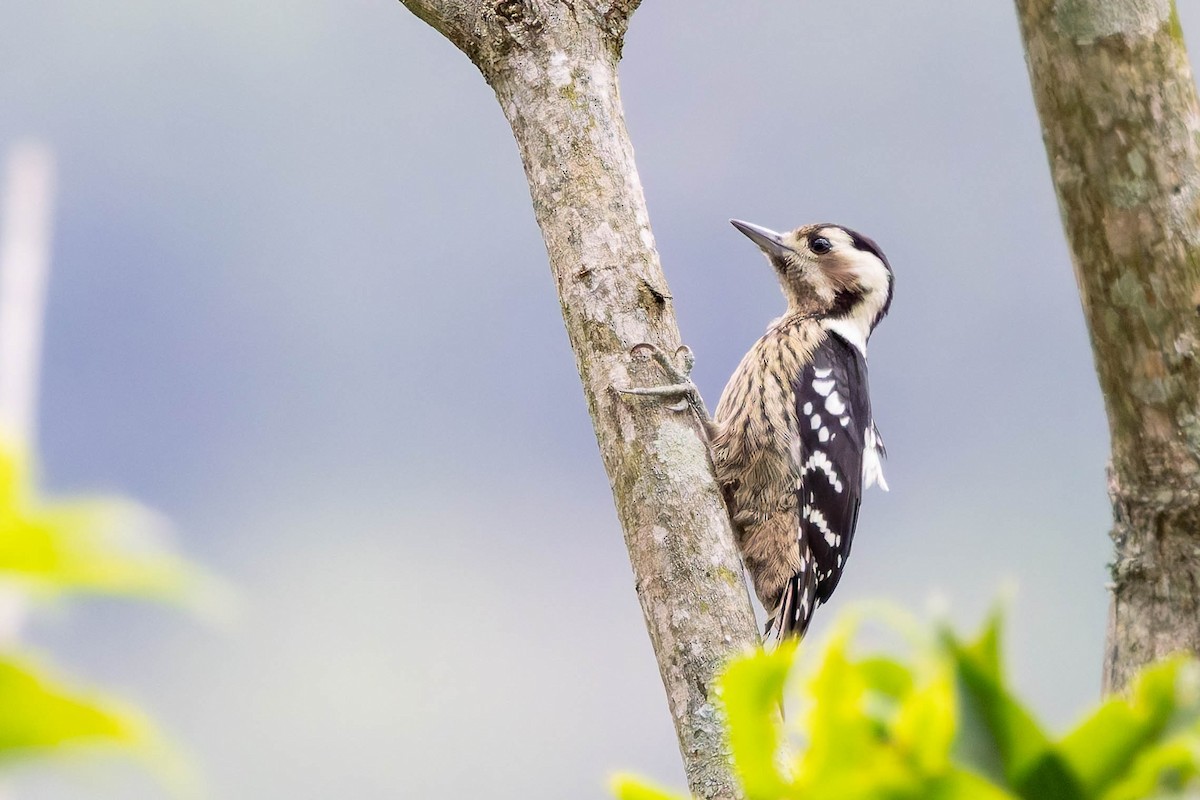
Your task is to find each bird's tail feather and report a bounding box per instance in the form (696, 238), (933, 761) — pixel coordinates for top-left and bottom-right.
(766, 564), (818, 640)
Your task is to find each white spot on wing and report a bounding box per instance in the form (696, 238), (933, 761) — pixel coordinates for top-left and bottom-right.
(825, 391), (846, 415)
(818, 427), (829, 442)
(810, 414), (822, 430)
(812, 379), (835, 396)
(801, 450), (844, 494)
(814, 367), (833, 379)
(803, 402), (813, 415)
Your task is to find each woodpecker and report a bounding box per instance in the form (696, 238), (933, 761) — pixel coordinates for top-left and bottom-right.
(620, 220), (893, 640)
(712, 220), (892, 639)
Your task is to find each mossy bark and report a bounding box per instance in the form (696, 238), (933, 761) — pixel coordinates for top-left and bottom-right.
(398, 1), (759, 795)
(1015, 0), (1200, 693)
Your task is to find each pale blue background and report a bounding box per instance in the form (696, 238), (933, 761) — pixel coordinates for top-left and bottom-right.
(1, 1), (1187, 797)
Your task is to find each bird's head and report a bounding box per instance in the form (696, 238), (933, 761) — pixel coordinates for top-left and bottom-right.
(730, 219), (894, 347)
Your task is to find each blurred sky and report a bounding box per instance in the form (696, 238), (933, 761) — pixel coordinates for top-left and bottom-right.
(1, 1), (1193, 797)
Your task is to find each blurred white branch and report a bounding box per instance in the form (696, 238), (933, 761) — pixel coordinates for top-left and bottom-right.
(0, 141), (56, 449)
(0, 588), (26, 647)
(0, 142), (56, 654)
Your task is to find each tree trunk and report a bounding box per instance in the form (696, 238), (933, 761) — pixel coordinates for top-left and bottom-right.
(398, 2), (759, 795)
(1014, 0), (1200, 693)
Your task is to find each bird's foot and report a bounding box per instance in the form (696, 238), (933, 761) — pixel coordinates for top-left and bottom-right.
(617, 343), (707, 417)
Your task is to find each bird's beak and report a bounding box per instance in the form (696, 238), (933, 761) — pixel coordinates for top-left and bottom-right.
(730, 219), (792, 259)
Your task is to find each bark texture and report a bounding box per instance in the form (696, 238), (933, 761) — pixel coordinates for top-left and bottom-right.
(399, 2), (759, 795)
(1014, 0), (1200, 692)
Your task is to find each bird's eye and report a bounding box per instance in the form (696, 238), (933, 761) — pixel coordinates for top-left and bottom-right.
(809, 236), (832, 254)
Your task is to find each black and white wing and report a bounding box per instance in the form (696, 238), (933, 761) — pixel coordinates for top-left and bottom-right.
(775, 331), (883, 638)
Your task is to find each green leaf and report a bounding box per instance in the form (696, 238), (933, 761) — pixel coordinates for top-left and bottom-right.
(614, 604), (1200, 800)
(792, 612), (942, 799)
(794, 617), (884, 785)
(0, 445), (219, 608)
(0, 651), (194, 793)
(1058, 691), (1150, 792)
(0, 653), (146, 755)
(930, 767), (1024, 800)
(893, 660), (956, 775)
(858, 655), (914, 701)
(966, 609), (1003, 682)
(0, 440), (204, 795)
(610, 773), (692, 800)
(1099, 737), (1200, 800)
(718, 641), (796, 799)
(943, 614), (1063, 794)
(1061, 657), (1200, 796)
(1012, 752), (1085, 800)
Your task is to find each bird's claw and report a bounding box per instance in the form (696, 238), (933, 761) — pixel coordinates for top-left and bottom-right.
(617, 343), (707, 417)
(629, 343), (695, 384)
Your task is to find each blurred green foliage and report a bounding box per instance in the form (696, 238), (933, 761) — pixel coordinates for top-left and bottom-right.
(0, 441), (201, 600)
(0, 440), (201, 788)
(614, 608), (1200, 800)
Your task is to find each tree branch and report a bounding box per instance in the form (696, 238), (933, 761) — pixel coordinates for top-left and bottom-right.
(399, 1), (758, 795)
(0, 141), (55, 449)
(1014, 0), (1200, 692)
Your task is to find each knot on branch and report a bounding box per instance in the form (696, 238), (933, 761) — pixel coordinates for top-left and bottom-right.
(482, 0), (547, 61)
(493, 0), (529, 24)
(1107, 472), (1200, 588)
(600, 0), (640, 42)
(491, 0), (544, 35)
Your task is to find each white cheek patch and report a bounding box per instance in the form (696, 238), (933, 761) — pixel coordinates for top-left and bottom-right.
(821, 250), (891, 355)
